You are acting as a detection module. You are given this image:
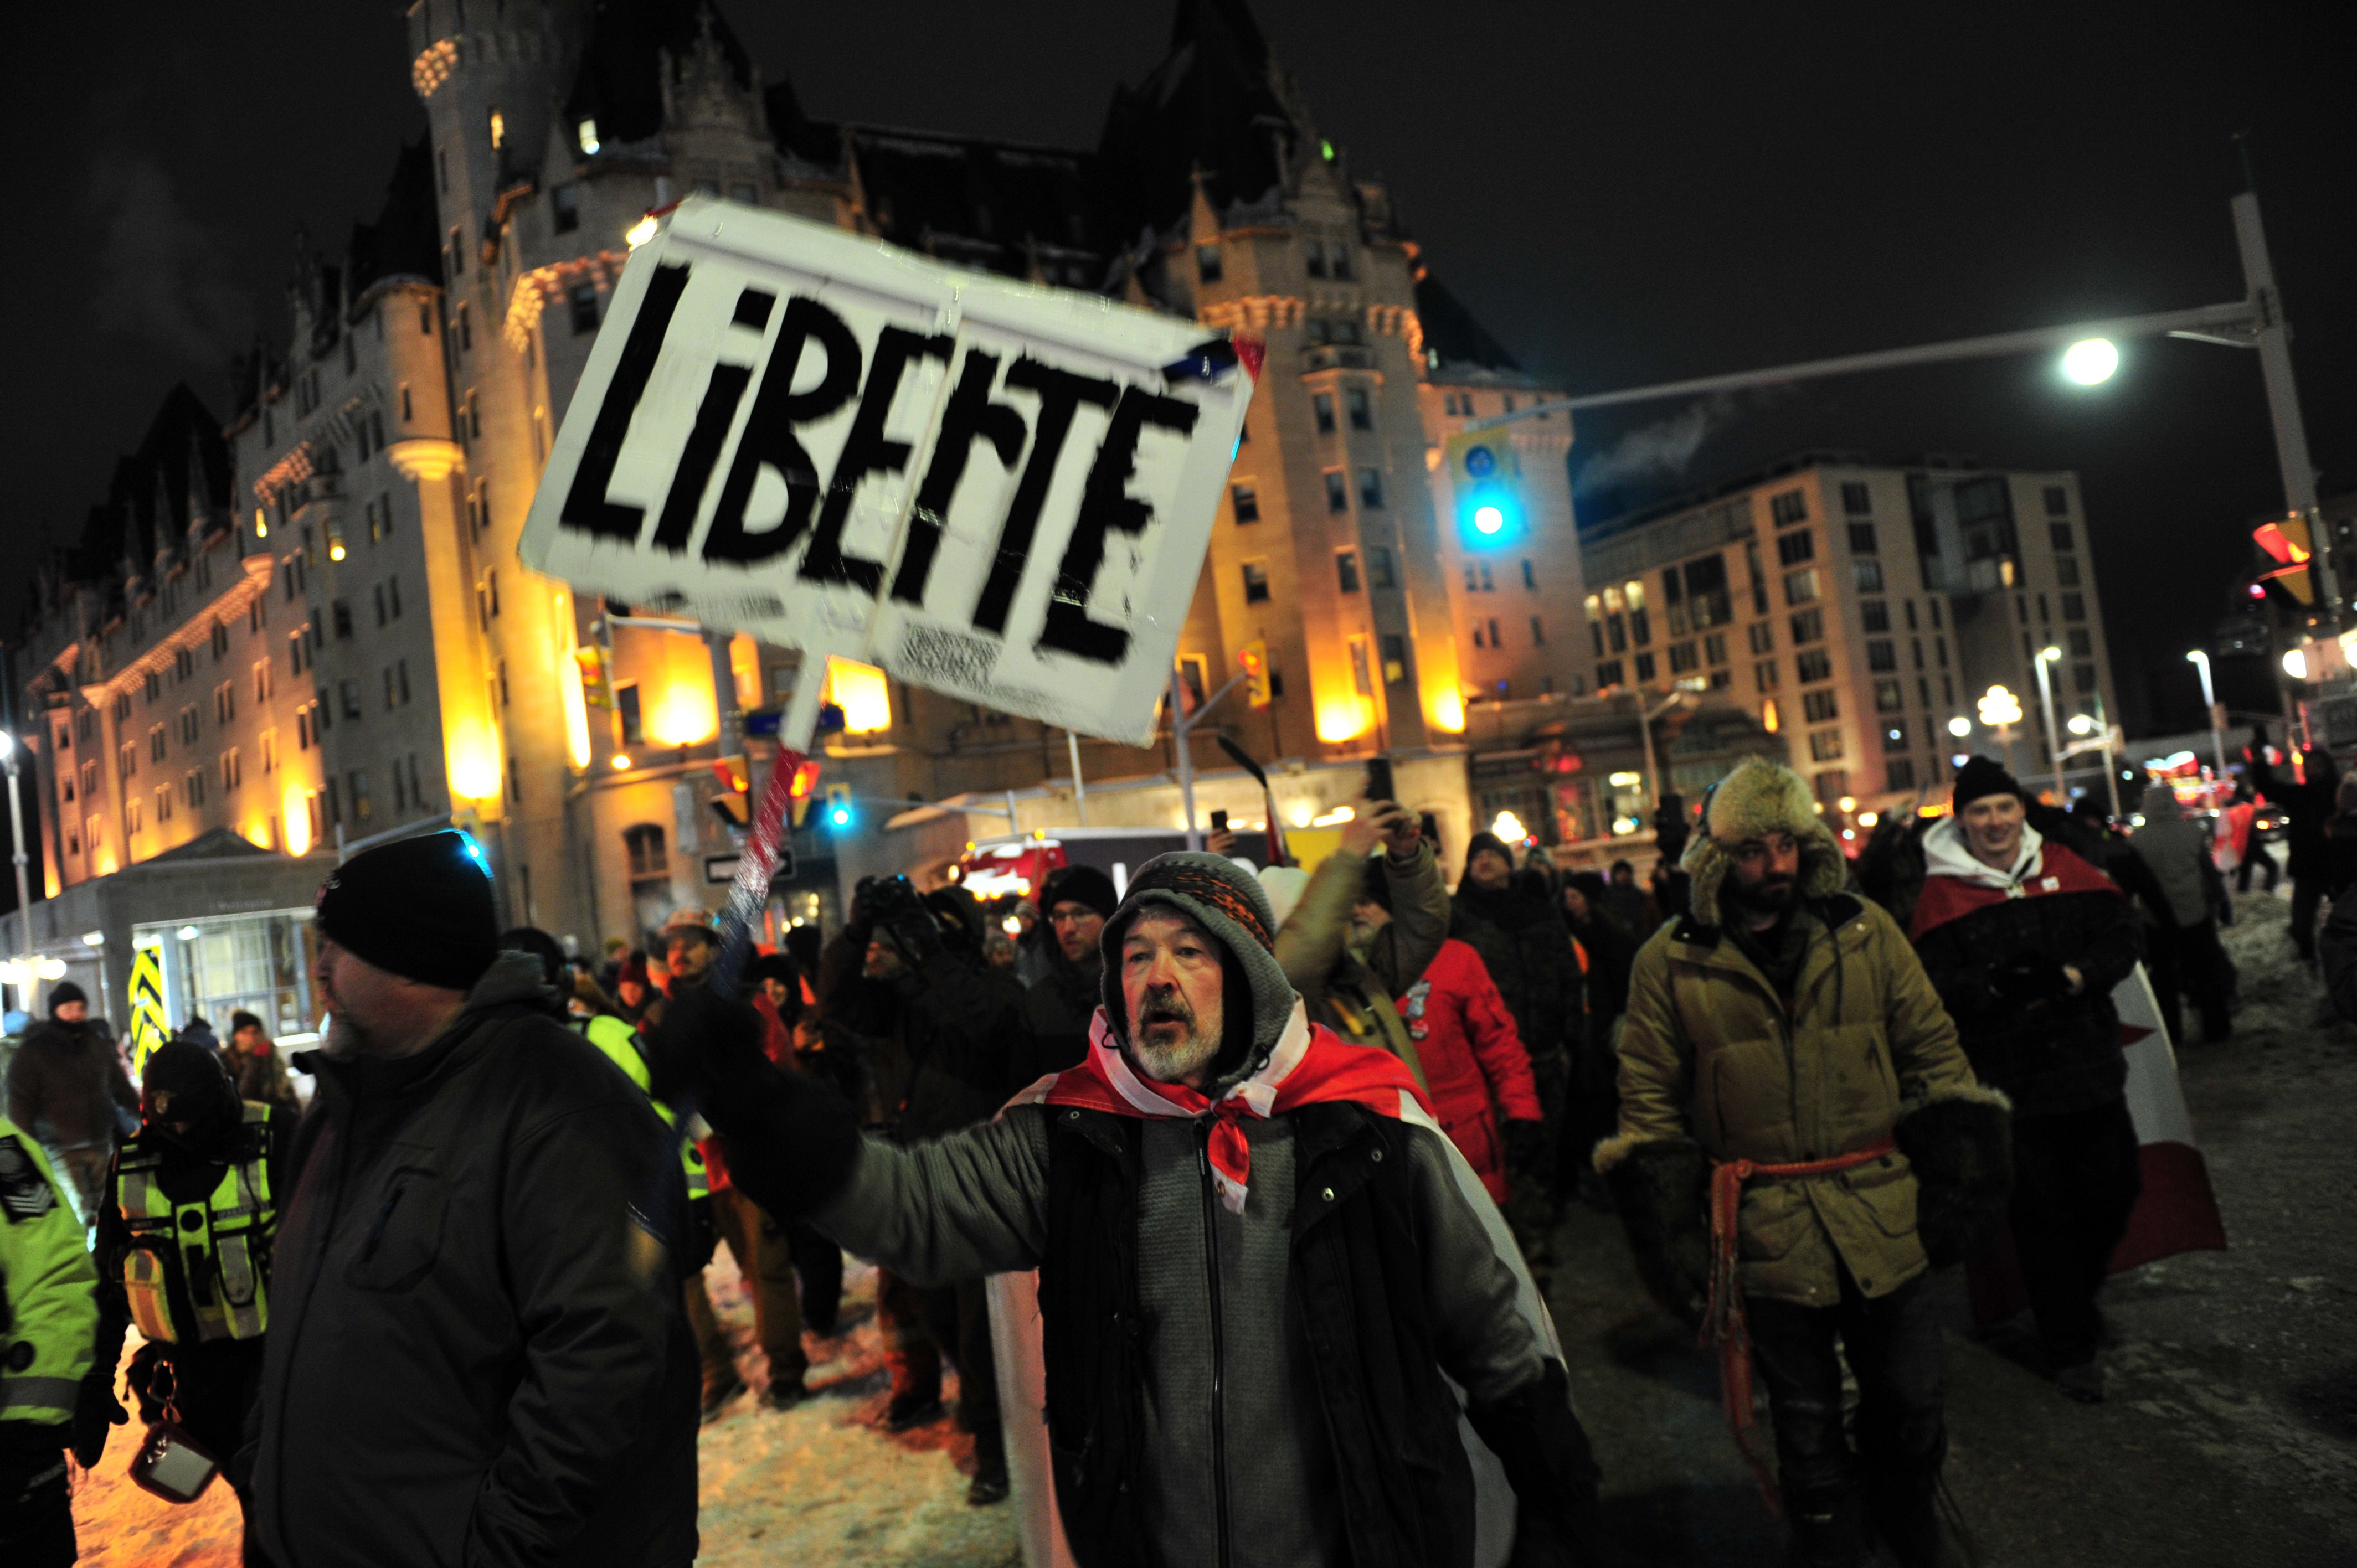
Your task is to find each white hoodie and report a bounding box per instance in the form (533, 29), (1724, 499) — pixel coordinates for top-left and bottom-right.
(1922, 815), (2045, 896)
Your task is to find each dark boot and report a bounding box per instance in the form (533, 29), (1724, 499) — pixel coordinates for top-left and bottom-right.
(1785, 1490), (1868, 1568)
(966, 1411), (1010, 1506)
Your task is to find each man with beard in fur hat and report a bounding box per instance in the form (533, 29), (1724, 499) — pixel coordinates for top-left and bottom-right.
(1598, 758), (2009, 1568)
(650, 851), (1604, 1567)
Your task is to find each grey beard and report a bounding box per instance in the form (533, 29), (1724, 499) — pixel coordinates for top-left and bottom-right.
(1127, 1024), (1221, 1085)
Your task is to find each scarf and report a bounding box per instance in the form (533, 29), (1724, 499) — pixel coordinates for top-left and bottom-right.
(1022, 1000), (1435, 1213)
(1910, 817), (2118, 939)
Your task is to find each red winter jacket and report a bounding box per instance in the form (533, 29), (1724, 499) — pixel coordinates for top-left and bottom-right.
(1395, 938), (1543, 1203)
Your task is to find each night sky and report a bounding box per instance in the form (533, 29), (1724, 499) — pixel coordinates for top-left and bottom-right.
(6, 2), (2349, 737)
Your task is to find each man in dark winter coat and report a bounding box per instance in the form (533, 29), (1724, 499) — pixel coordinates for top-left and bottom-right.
(1452, 832), (1585, 1238)
(1602, 759), (2004, 1568)
(1017, 864), (1119, 1084)
(89, 1038), (297, 1558)
(651, 851), (1604, 1568)
(1910, 758), (2143, 1403)
(5, 981), (137, 1220)
(816, 878), (1026, 1504)
(253, 832), (698, 1568)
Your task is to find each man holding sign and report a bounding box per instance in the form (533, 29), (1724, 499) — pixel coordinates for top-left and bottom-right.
(652, 853), (1602, 1567)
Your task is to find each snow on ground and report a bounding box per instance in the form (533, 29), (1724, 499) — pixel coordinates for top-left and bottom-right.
(69, 1255), (1019, 1566)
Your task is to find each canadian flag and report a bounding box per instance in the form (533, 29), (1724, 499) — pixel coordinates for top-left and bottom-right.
(1968, 963), (2229, 1323)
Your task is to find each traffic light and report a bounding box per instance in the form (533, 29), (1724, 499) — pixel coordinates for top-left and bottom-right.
(785, 759), (823, 828)
(1237, 639), (1271, 709)
(1444, 429), (1525, 549)
(822, 782), (855, 831)
(2253, 515), (2315, 606)
(708, 755), (750, 832)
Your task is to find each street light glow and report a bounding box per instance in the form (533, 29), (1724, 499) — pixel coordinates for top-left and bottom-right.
(1947, 716), (1972, 738)
(2040, 645), (2062, 662)
(2283, 648), (2308, 680)
(2062, 337), (2119, 385)
(2068, 714), (2096, 735)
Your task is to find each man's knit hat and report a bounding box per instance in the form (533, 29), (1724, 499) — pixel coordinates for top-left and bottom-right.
(1100, 850), (1296, 1088)
(1952, 755), (2026, 813)
(1039, 864), (1119, 922)
(47, 980), (86, 1016)
(315, 831), (498, 991)
(1680, 756), (1846, 927)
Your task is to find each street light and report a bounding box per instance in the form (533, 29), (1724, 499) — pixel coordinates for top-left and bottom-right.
(0, 729), (34, 1015)
(1947, 715), (1973, 739)
(2032, 646), (2066, 802)
(2060, 338), (2121, 385)
(2185, 649), (2230, 784)
(2282, 648), (2308, 680)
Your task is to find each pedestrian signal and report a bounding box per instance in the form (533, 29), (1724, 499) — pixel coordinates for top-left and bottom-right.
(822, 782), (855, 831)
(2253, 515), (2315, 606)
(1444, 429), (1525, 550)
(785, 759), (823, 828)
(1237, 639), (1272, 709)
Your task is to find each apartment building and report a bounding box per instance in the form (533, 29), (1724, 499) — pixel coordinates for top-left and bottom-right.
(1580, 452), (2121, 812)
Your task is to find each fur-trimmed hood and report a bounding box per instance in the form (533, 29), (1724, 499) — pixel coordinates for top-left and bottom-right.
(1679, 757), (1846, 928)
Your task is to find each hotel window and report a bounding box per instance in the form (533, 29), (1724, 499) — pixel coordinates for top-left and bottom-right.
(1357, 468), (1385, 509)
(253, 660), (274, 703)
(1841, 481), (1872, 514)
(155, 783), (173, 822)
(1367, 547), (1396, 589)
(220, 749), (241, 791)
(2075, 663), (2098, 693)
(2056, 555), (2081, 586)
(1803, 689), (1839, 723)
(350, 770), (372, 822)
(1866, 639), (1897, 672)
(1350, 638), (1373, 696)
(2050, 522), (2075, 553)
(1886, 758), (1917, 791)
(2044, 486), (2070, 516)
(1324, 470), (1349, 514)
(1789, 608), (1825, 646)
(1531, 616), (1546, 646)
(456, 302), (472, 353)
(1854, 559), (1884, 593)
(1669, 641), (1699, 673)
(569, 283), (600, 334)
(1195, 243), (1222, 281)
(1336, 551), (1360, 594)
(1777, 530), (1815, 566)
(1634, 652), (1656, 682)
(338, 680), (362, 720)
(616, 683), (644, 744)
(1597, 660), (1624, 688)
(1242, 561), (1271, 604)
(1704, 632), (1727, 666)
(1795, 648), (1833, 683)
(149, 724), (166, 762)
(1748, 622), (1774, 654)
(2068, 628), (2093, 657)
(1874, 679), (1905, 712)
(1381, 635), (1408, 684)
(1861, 600), (1890, 633)
(1849, 522), (1879, 556)
(1771, 489), (1809, 527)
(1809, 728), (1845, 762)
(1231, 482), (1260, 523)
(1784, 568), (1819, 606)
(1313, 393), (1336, 434)
(552, 184), (579, 234)
(2062, 593), (2086, 621)
(119, 742), (136, 780)
(1345, 387), (1373, 431)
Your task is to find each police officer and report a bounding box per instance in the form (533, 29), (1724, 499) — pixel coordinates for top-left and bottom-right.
(90, 1038), (293, 1558)
(1, 1111), (99, 1566)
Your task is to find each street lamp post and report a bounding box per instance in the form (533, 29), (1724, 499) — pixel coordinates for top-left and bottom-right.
(1637, 690), (1689, 823)
(0, 732), (35, 1015)
(2033, 647), (2067, 802)
(1167, 664), (1247, 850)
(2186, 649), (2231, 784)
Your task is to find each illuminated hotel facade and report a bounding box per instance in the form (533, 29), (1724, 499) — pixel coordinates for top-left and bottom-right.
(9, 0), (1630, 1018)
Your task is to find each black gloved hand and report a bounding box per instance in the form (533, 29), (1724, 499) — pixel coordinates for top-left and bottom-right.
(72, 1372), (128, 1469)
(1467, 1361), (1605, 1568)
(1989, 950), (2071, 1006)
(644, 983), (864, 1218)
(1502, 1119), (1547, 1178)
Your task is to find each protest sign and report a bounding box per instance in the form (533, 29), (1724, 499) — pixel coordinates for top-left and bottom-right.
(519, 197), (1257, 746)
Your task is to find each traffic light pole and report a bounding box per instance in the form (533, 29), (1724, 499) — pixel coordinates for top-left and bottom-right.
(1169, 665), (1247, 850)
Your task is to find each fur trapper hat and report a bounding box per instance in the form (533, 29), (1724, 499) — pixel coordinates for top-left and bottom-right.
(1679, 757), (1846, 929)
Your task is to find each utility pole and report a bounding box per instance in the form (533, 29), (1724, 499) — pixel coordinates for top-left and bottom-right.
(2033, 647), (2067, 802)
(2227, 175), (2335, 626)
(1169, 664), (1247, 850)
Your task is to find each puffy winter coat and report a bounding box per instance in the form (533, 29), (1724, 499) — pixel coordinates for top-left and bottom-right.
(1275, 840), (1449, 1087)
(1910, 820), (2142, 1121)
(1449, 884), (1583, 1066)
(255, 955), (699, 1568)
(1396, 938), (1543, 1202)
(1017, 951), (1101, 1084)
(4, 1019), (136, 1151)
(1612, 894), (1979, 1307)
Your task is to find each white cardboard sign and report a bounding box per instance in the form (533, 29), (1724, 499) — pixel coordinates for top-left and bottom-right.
(519, 198), (1256, 746)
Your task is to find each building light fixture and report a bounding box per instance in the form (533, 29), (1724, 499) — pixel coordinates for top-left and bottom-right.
(612, 755), (632, 770)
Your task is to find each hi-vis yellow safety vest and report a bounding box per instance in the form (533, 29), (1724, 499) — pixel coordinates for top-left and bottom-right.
(575, 1014), (708, 1200)
(118, 1102), (275, 1344)
(0, 1116), (97, 1426)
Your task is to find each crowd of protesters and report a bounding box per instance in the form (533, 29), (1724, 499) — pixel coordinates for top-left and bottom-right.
(3, 725), (2331, 1567)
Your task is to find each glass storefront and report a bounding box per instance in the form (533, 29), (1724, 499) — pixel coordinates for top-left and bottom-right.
(132, 909), (317, 1045)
